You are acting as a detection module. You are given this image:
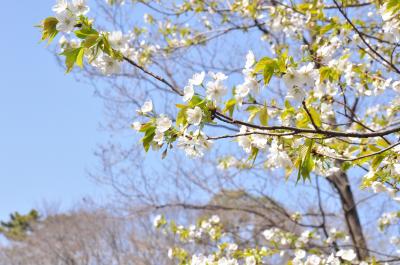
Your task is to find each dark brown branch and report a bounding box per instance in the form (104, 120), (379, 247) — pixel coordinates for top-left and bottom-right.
(123, 56), (400, 140)
(302, 101), (320, 131)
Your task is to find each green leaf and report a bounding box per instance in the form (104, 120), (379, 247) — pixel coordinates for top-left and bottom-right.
(61, 47), (85, 73)
(246, 106), (261, 122)
(254, 57), (272, 72)
(254, 57), (279, 85)
(76, 48), (85, 68)
(376, 138), (390, 148)
(141, 126), (156, 152)
(39, 17), (59, 44)
(297, 140), (314, 182)
(188, 95), (204, 107)
(74, 27), (98, 39)
(319, 23), (335, 35)
(308, 106), (322, 127)
(259, 107), (268, 126)
(386, 0), (400, 13)
(371, 155), (385, 170)
(223, 98), (236, 117)
(176, 108), (187, 126)
(82, 34), (100, 48)
(247, 147), (259, 165)
(263, 63), (275, 85)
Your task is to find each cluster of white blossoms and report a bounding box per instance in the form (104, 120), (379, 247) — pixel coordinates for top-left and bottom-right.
(266, 6), (309, 37)
(91, 52), (122, 75)
(378, 211), (399, 232)
(52, 0), (89, 33)
(217, 156), (251, 170)
(53, 0), (163, 75)
(183, 71), (228, 104)
(380, 3), (400, 43)
(237, 126), (268, 154)
(133, 100), (174, 147)
(51, 0), (122, 75)
(159, 217), (362, 265)
(133, 97), (214, 157)
(370, 181), (400, 203)
(155, 214), (222, 244)
(325, 228), (350, 245)
(235, 51), (259, 105)
(283, 63), (318, 104)
(176, 130), (213, 158)
(262, 228), (359, 265)
(183, 72), (205, 102)
(265, 139), (292, 169)
(206, 72), (229, 103)
(153, 214), (166, 228)
(316, 36), (342, 64)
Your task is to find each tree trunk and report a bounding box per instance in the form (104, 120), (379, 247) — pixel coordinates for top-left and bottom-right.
(327, 165), (369, 260)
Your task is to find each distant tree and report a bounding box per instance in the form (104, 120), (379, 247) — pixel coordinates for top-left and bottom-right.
(0, 210), (40, 241)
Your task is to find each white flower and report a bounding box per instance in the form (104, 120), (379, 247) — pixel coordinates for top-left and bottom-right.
(238, 126), (252, 153)
(191, 255), (214, 265)
(263, 228), (277, 240)
(326, 254), (340, 265)
(294, 249), (306, 260)
(238, 135), (252, 153)
(143, 13), (153, 24)
(153, 130), (164, 145)
(201, 220), (211, 230)
(245, 50), (256, 69)
(108, 31), (129, 50)
(336, 249), (356, 261)
(236, 78), (258, 102)
(371, 181), (387, 193)
(186, 107), (203, 126)
(183, 85), (195, 102)
(363, 169), (375, 180)
(245, 256), (256, 265)
(206, 80), (227, 102)
(131, 121), (142, 131)
(283, 68), (299, 90)
(56, 11), (77, 33)
(156, 114), (172, 133)
(286, 86), (306, 103)
(393, 81), (400, 92)
(252, 133), (268, 149)
(218, 257), (238, 265)
(394, 163), (400, 175)
(209, 215), (220, 224)
(177, 130), (212, 158)
(305, 255), (321, 265)
(236, 82), (251, 99)
(283, 63), (317, 103)
(92, 53), (121, 75)
(140, 100), (153, 113)
(153, 215), (163, 227)
(209, 71), (228, 81)
(167, 248), (173, 259)
(52, 0), (69, 14)
(226, 243), (238, 253)
(189, 72), (205, 86)
(266, 140), (292, 169)
(71, 0), (90, 15)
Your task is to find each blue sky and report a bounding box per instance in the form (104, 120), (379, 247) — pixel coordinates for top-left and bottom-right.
(0, 1), (106, 220)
